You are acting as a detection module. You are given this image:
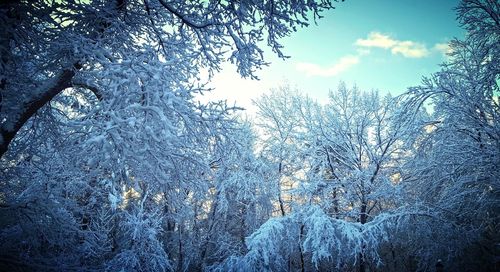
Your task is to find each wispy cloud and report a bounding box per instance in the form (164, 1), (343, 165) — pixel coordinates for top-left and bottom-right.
(433, 42), (453, 56)
(355, 32), (397, 49)
(356, 32), (429, 58)
(295, 32), (436, 78)
(296, 55), (360, 77)
(391, 41), (429, 58)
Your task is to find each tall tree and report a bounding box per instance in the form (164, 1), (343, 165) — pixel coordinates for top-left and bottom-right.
(400, 0), (499, 270)
(0, 0), (337, 158)
(0, 0), (341, 270)
(254, 85), (308, 216)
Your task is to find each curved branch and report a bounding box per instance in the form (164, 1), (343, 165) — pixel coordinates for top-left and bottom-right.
(71, 82), (103, 101)
(0, 63), (80, 158)
(158, 0), (214, 29)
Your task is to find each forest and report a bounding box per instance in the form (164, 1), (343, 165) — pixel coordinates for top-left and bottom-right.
(0, 0), (498, 271)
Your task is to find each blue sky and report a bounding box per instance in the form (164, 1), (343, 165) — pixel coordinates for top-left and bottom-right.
(204, 0), (465, 112)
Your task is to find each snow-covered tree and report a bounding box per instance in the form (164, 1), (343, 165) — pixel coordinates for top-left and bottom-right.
(197, 120), (275, 270)
(398, 0), (499, 270)
(0, 0), (338, 157)
(1, 0), (497, 271)
(253, 85), (309, 216)
(303, 85), (412, 224)
(234, 84), (422, 271)
(0, 0), (341, 270)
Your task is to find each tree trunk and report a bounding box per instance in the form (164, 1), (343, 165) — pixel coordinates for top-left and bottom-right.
(359, 201), (367, 272)
(178, 224), (183, 271)
(0, 0), (124, 158)
(299, 224), (305, 272)
(0, 65), (78, 158)
(278, 161), (286, 216)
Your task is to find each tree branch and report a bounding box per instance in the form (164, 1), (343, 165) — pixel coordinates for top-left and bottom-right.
(157, 0), (214, 29)
(71, 81), (103, 101)
(0, 63), (80, 158)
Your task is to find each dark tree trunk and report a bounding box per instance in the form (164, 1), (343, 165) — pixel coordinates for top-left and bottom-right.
(299, 224), (305, 272)
(359, 201), (367, 272)
(0, 66), (78, 158)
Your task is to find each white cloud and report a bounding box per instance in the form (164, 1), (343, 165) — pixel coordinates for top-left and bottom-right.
(391, 41), (429, 58)
(355, 32), (397, 49)
(434, 42), (452, 56)
(356, 32), (429, 58)
(356, 48), (371, 56)
(296, 55), (360, 77)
